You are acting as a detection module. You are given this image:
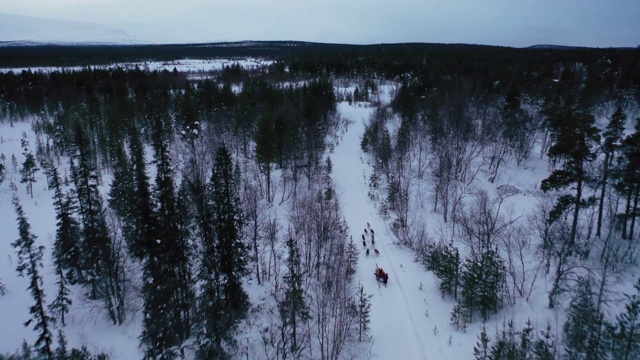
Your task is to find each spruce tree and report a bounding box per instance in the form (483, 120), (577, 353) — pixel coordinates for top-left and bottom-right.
(532, 324), (555, 360)
(20, 139), (39, 198)
(596, 106), (625, 237)
(279, 237), (310, 357)
(12, 197), (54, 360)
(459, 249), (505, 322)
(563, 277), (607, 360)
(50, 167), (83, 284)
(615, 117), (640, 240)
(356, 284), (372, 342)
(49, 245), (72, 327)
(195, 144), (248, 359)
(473, 326), (491, 360)
(70, 124), (125, 325)
(610, 279), (640, 360)
(0, 162), (5, 185)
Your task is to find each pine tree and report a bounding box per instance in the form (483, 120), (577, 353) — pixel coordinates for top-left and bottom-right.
(50, 167), (83, 284)
(450, 304), (468, 332)
(12, 197), (54, 360)
(55, 330), (68, 360)
(425, 242), (460, 299)
(139, 118), (194, 359)
(255, 112), (277, 201)
(356, 284), (372, 342)
(596, 106), (625, 237)
(345, 236), (359, 279)
(532, 324), (555, 360)
(279, 237), (310, 358)
(20, 139), (39, 198)
(490, 320), (520, 360)
(563, 277), (607, 360)
(195, 144), (248, 359)
(615, 117), (640, 240)
(541, 106), (600, 249)
(49, 244), (72, 327)
(70, 124), (125, 325)
(0, 162), (5, 185)
(473, 326), (491, 360)
(460, 249), (505, 322)
(610, 279), (640, 360)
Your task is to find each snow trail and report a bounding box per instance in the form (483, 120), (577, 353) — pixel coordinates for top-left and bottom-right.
(332, 103), (430, 360)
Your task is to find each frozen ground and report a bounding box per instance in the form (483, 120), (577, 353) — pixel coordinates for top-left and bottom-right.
(0, 84), (572, 359)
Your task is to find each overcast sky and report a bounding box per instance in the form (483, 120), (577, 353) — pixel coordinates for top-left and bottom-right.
(1, 0), (639, 47)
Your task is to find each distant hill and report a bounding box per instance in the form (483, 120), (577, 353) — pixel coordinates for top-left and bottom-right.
(0, 13), (142, 45)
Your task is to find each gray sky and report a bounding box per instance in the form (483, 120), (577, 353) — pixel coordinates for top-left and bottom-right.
(1, 0), (639, 47)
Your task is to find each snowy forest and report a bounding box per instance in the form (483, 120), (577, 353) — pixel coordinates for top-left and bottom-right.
(0, 42), (640, 360)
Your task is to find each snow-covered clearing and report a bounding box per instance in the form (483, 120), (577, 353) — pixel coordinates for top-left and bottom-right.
(0, 58), (273, 75)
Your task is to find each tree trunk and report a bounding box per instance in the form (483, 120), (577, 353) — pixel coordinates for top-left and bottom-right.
(629, 183), (640, 241)
(596, 153), (610, 238)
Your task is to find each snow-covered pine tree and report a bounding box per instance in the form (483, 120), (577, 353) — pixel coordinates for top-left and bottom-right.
(449, 304), (468, 332)
(563, 277), (608, 360)
(279, 237), (310, 358)
(0, 161), (5, 185)
(595, 106), (625, 237)
(195, 144), (248, 359)
(532, 324), (555, 360)
(345, 236), (359, 279)
(610, 278), (640, 360)
(424, 242), (460, 299)
(490, 320), (520, 359)
(70, 124), (125, 325)
(473, 326), (491, 360)
(356, 283), (372, 342)
(460, 248), (506, 322)
(50, 167), (83, 284)
(20, 139), (39, 198)
(12, 197), (54, 360)
(541, 104), (600, 250)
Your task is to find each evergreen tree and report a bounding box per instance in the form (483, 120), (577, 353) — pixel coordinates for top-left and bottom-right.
(459, 249), (505, 322)
(541, 107), (600, 249)
(0, 162), (5, 185)
(255, 112), (277, 201)
(596, 106), (625, 237)
(345, 236), (359, 279)
(279, 237), (310, 358)
(70, 124), (125, 325)
(533, 324), (555, 360)
(195, 144), (248, 359)
(20, 139), (39, 198)
(450, 304), (468, 332)
(50, 167), (83, 284)
(610, 279), (640, 360)
(55, 330), (68, 360)
(139, 118), (194, 359)
(424, 242), (460, 299)
(49, 244), (72, 327)
(355, 284), (372, 342)
(490, 320), (520, 360)
(12, 197), (54, 360)
(563, 277), (608, 360)
(473, 326), (491, 360)
(615, 117), (640, 240)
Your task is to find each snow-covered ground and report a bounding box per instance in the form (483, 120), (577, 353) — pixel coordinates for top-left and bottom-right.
(0, 79), (598, 359)
(0, 58), (274, 75)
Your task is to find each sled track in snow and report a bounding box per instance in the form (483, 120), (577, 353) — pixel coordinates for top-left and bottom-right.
(377, 228), (428, 360)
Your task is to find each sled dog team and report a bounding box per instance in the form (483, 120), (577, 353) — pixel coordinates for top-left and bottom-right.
(361, 222), (379, 257)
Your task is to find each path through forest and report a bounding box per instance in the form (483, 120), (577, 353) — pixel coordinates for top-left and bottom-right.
(332, 102), (462, 360)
